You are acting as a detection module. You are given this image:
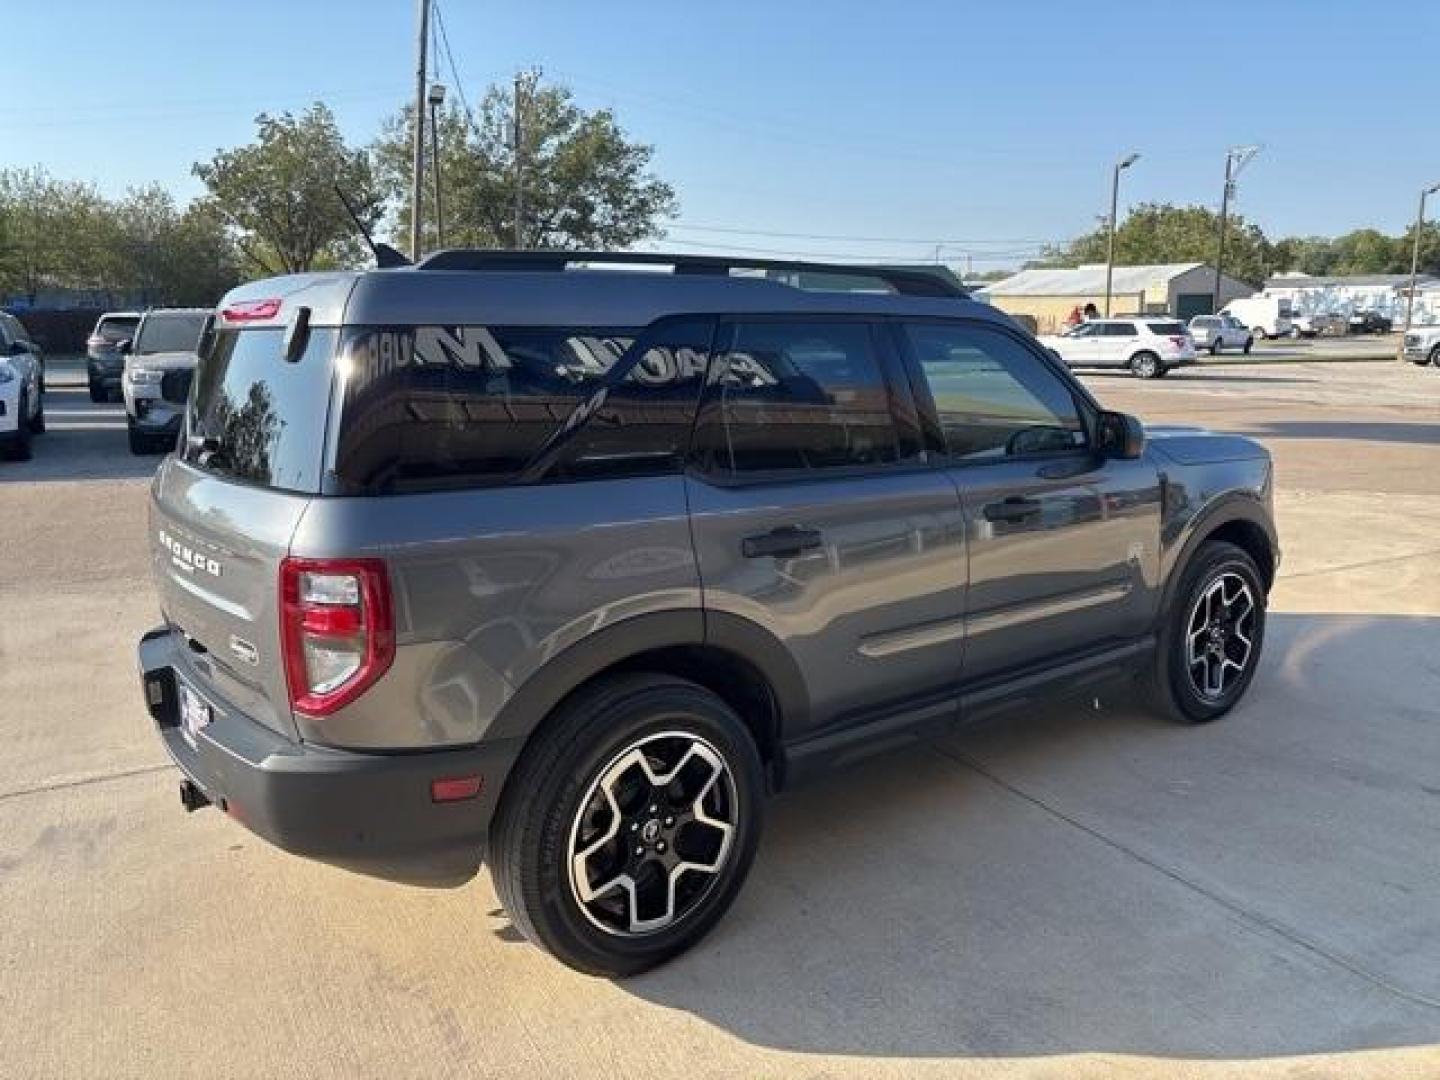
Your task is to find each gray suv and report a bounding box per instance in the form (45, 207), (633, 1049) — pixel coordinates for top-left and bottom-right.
(137, 252), (1278, 976)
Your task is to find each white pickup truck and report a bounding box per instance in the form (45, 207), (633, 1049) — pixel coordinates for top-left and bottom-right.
(1402, 326), (1440, 366)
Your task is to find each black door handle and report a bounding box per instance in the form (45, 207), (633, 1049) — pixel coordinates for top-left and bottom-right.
(982, 497), (1042, 524)
(742, 526), (824, 559)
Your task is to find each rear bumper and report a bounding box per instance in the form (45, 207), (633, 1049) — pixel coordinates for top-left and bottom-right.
(137, 626), (520, 886)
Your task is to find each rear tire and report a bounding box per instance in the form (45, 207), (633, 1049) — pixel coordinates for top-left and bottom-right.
(1243, 337), (1254, 355)
(1143, 541), (1267, 724)
(89, 379), (105, 403)
(490, 673), (764, 977)
(1428, 345), (1440, 368)
(1210, 341), (1221, 356)
(1130, 351), (1162, 379)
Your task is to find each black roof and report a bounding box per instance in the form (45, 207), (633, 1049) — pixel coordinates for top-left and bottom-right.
(218, 251), (995, 330)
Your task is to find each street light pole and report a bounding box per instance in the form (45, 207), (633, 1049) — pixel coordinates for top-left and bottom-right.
(1213, 145), (1260, 311)
(427, 83), (447, 250)
(409, 0), (430, 261)
(1401, 180), (1440, 358)
(1104, 153), (1139, 317)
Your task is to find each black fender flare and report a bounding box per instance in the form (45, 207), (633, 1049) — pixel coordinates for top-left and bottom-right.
(1157, 492), (1278, 621)
(485, 608), (809, 747)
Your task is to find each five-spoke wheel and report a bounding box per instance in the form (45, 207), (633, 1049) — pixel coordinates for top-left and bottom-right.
(567, 731), (738, 937)
(1144, 540), (1268, 723)
(1184, 571), (1257, 700)
(490, 674), (763, 977)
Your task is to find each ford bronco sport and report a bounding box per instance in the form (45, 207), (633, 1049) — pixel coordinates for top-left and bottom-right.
(137, 251), (1278, 976)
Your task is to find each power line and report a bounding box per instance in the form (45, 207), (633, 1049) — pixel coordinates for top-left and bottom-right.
(431, 0), (478, 132)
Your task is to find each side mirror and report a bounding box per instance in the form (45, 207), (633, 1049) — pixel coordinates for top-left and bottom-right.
(1096, 410), (1145, 459)
(117, 339), (133, 355)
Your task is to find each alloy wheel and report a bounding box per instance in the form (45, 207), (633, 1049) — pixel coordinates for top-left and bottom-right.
(566, 730), (738, 937)
(1185, 571), (1257, 700)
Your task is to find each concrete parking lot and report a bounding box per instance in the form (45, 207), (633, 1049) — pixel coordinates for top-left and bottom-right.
(1, 360), (1437, 1079)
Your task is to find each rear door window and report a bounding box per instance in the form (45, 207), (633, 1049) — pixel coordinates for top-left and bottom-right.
(333, 319), (713, 493)
(1100, 322), (1139, 337)
(183, 327), (337, 493)
(694, 320), (901, 477)
(1147, 322), (1186, 335)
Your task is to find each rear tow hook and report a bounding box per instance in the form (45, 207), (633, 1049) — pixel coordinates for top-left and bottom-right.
(179, 780), (212, 813)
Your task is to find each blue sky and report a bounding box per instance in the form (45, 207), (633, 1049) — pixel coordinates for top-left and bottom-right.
(4, 0), (1436, 269)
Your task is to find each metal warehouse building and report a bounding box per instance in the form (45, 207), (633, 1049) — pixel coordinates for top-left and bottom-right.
(977, 263), (1254, 333)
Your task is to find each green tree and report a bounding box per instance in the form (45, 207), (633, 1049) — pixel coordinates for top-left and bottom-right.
(194, 104), (380, 275)
(373, 73), (676, 252)
(1042, 202), (1270, 286)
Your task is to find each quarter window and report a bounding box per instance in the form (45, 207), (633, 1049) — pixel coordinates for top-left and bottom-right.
(697, 320), (900, 477)
(903, 322), (1086, 461)
(333, 319), (712, 493)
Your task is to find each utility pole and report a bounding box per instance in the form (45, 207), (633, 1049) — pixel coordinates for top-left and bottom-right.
(512, 72), (526, 249)
(1401, 180), (1440, 359)
(409, 0), (430, 261)
(1213, 145), (1260, 311)
(428, 82), (447, 249)
(1104, 153), (1140, 316)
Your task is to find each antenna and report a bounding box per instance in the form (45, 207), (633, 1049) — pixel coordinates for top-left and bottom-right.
(334, 186), (411, 269)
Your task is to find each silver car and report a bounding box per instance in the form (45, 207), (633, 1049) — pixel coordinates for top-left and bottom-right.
(137, 252), (1279, 976)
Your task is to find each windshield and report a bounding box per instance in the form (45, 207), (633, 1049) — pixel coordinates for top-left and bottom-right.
(183, 327), (336, 492)
(136, 312), (210, 355)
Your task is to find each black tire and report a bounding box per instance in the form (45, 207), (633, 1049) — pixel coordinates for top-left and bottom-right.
(89, 379), (105, 403)
(1209, 341), (1221, 356)
(1428, 345), (1440, 368)
(4, 392), (34, 461)
(30, 392), (44, 435)
(127, 422), (161, 456)
(490, 673), (764, 977)
(1130, 351), (1162, 379)
(1143, 540), (1267, 724)
(1243, 337), (1254, 355)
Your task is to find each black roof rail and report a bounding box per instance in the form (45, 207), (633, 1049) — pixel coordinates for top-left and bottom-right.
(412, 249), (968, 299)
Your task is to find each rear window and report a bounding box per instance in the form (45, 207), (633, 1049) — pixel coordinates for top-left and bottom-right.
(136, 312), (209, 355)
(183, 327), (337, 492)
(96, 316), (139, 342)
(333, 320), (713, 494)
(1147, 322), (1186, 335)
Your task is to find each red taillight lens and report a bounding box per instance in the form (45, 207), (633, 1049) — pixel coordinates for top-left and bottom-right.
(222, 298), (282, 322)
(279, 557), (394, 717)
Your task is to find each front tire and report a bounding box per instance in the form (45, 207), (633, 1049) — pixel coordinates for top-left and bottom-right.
(4, 392), (34, 461)
(1144, 541), (1267, 724)
(127, 421), (164, 456)
(490, 674), (764, 977)
(30, 393), (44, 435)
(1243, 336), (1254, 355)
(89, 379), (105, 403)
(1427, 345), (1440, 368)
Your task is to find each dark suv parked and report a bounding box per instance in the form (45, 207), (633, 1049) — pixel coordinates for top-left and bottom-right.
(137, 252), (1278, 976)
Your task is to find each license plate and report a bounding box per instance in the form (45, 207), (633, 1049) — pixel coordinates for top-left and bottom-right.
(179, 684), (212, 744)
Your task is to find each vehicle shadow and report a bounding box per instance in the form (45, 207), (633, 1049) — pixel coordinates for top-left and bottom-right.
(0, 382), (161, 484)
(1236, 421), (1440, 446)
(618, 612), (1440, 1060)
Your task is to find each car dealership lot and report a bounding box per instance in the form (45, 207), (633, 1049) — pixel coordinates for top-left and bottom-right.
(1, 363), (1437, 1078)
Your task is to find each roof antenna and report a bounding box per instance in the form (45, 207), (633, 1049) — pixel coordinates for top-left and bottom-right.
(334, 186), (411, 268)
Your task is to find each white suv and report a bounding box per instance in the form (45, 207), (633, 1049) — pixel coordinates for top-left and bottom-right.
(1040, 317), (1196, 378)
(1402, 326), (1440, 367)
(1188, 314), (1254, 355)
(0, 311), (46, 461)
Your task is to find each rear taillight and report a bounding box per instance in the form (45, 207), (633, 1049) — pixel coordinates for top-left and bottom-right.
(279, 557), (394, 717)
(223, 298), (282, 322)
